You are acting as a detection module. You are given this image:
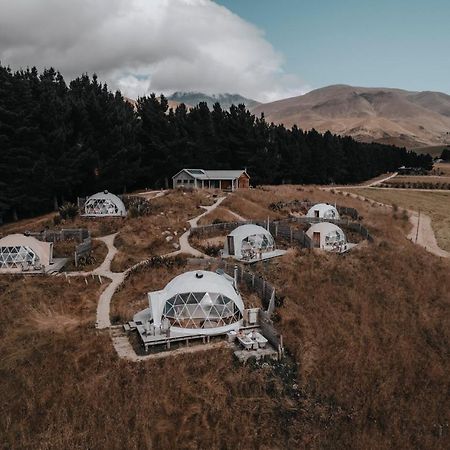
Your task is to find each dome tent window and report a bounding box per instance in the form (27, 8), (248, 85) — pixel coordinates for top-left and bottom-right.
(0, 234), (61, 273)
(162, 291), (242, 329)
(133, 270), (244, 338)
(0, 245), (39, 270)
(83, 190), (126, 217)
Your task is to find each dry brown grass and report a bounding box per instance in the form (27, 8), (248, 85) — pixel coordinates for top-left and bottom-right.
(112, 190), (217, 271)
(252, 236), (450, 448)
(53, 239), (108, 272)
(1, 273), (334, 450)
(388, 175), (450, 184)
(197, 206), (241, 225)
(1, 189), (450, 449)
(435, 162), (450, 176)
(353, 188), (450, 251)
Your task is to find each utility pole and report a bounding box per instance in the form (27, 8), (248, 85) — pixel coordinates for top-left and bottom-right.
(415, 210), (420, 243)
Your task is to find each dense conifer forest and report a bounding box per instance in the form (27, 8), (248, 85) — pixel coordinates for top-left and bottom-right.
(0, 64), (432, 222)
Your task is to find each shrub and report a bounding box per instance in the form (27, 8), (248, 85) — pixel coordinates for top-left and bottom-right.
(128, 206), (139, 218)
(204, 244), (222, 257)
(59, 202), (78, 220)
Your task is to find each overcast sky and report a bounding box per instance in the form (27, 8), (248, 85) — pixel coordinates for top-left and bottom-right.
(1, 0), (448, 102)
(0, 0), (307, 102)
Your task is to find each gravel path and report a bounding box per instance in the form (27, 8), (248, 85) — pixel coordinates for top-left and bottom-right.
(164, 196), (226, 257)
(72, 195), (227, 336)
(343, 192), (449, 259)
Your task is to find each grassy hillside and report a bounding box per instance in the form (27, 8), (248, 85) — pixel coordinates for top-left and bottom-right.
(353, 189), (450, 251)
(0, 188), (449, 449)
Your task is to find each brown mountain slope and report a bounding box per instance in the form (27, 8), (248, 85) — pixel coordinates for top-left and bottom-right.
(251, 85), (450, 148)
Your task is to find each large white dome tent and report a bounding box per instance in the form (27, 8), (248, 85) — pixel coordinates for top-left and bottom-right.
(306, 203), (340, 220)
(83, 190), (126, 217)
(306, 222), (348, 252)
(223, 224), (285, 262)
(134, 270), (244, 339)
(0, 234), (54, 273)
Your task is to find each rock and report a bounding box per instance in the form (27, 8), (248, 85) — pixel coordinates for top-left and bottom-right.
(172, 243), (180, 249)
(165, 235), (174, 242)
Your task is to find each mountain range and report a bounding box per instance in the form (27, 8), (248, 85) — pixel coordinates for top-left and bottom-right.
(167, 92), (260, 110)
(251, 85), (450, 148)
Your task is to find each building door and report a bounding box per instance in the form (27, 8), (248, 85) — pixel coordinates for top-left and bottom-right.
(222, 180), (232, 190)
(227, 236), (235, 255)
(314, 210), (319, 218)
(313, 232), (320, 247)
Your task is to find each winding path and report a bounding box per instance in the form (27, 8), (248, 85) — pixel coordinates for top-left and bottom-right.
(164, 196), (226, 257)
(343, 192), (450, 259)
(67, 195), (228, 336)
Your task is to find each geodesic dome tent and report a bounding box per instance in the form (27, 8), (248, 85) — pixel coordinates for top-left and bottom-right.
(134, 270), (244, 337)
(306, 203), (340, 220)
(0, 234), (53, 273)
(306, 222), (347, 252)
(224, 224), (275, 261)
(83, 190), (126, 217)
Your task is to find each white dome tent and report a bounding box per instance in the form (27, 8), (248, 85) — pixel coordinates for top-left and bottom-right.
(0, 234), (64, 273)
(306, 203), (340, 220)
(83, 190), (126, 217)
(306, 222), (349, 253)
(223, 224), (285, 262)
(134, 270), (244, 341)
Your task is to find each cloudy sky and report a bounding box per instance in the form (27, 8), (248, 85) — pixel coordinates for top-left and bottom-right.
(1, 0), (449, 102)
(0, 0), (307, 102)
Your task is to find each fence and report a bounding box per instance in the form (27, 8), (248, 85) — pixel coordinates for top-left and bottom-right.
(269, 200), (359, 221)
(75, 238), (92, 267)
(259, 309), (284, 358)
(282, 217), (373, 243)
(218, 260), (277, 313)
(26, 228), (90, 243)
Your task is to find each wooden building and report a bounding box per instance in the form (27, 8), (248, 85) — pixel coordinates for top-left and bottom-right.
(172, 169), (250, 191)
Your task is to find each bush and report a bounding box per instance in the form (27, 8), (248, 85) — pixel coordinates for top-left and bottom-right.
(128, 206), (139, 218)
(204, 244), (222, 257)
(59, 202), (78, 220)
(53, 214), (61, 225)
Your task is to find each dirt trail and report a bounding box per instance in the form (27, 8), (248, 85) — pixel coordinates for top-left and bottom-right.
(344, 192), (449, 259)
(164, 196), (226, 257)
(224, 208), (247, 221)
(135, 190), (166, 200)
(70, 195), (227, 336)
(322, 172), (398, 191)
(406, 210), (450, 258)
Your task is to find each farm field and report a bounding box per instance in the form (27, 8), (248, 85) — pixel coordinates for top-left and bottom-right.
(0, 187), (449, 449)
(412, 145), (449, 158)
(385, 175), (450, 184)
(353, 189), (450, 252)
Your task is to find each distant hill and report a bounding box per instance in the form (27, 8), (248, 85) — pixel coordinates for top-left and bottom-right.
(168, 92), (260, 110)
(124, 96), (187, 111)
(251, 85), (450, 148)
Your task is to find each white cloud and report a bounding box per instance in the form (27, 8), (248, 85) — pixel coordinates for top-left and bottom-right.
(0, 0), (308, 102)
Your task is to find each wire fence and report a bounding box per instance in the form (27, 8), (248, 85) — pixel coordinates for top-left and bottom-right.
(190, 215), (373, 248)
(218, 260), (277, 314)
(26, 228), (90, 243)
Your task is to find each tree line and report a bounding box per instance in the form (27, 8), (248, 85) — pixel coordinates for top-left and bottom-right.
(0, 64), (432, 222)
